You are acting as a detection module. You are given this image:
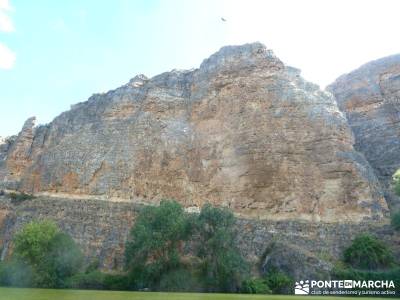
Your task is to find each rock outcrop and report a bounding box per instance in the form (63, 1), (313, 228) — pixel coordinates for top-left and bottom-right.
(0, 196), (397, 274)
(328, 54), (400, 211)
(0, 42), (388, 222)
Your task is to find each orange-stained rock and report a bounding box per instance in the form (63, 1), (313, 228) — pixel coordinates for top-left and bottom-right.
(0, 43), (388, 222)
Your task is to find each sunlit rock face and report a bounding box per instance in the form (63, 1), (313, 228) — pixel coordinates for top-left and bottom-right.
(0, 42), (388, 222)
(328, 54), (400, 212)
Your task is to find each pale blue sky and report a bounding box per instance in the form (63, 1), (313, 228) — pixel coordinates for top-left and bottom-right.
(1, 0), (399, 137)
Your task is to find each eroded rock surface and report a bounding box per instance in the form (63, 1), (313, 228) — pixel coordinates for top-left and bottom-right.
(329, 55), (400, 211)
(0, 43), (388, 222)
(0, 196), (397, 273)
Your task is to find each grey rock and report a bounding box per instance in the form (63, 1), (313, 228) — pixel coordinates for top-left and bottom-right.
(328, 54), (400, 212)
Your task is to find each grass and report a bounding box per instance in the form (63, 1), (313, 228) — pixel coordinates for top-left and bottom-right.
(0, 288), (391, 300)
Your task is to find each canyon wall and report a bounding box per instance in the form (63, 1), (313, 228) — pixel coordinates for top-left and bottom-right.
(0, 196), (398, 279)
(0, 43), (388, 222)
(2, 44), (400, 279)
(329, 54), (400, 212)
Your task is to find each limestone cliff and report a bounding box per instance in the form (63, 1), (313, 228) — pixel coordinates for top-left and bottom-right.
(328, 54), (400, 211)
(0, 196), (397, 273)
(0, 42), (388, 222)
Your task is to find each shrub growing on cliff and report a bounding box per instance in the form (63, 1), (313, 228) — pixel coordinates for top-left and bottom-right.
(8, 192), (35, 204)
(11, 220), (83, 287)
(125, 200), (193, 289)
(391, 211), (400, 231)
(393, 169), (400, 196)
(343, 234), (395, 270)
(195, 204), (248, 292)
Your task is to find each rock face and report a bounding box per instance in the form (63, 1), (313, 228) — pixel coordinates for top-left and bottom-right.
(0, 196), (398, 274)
(328, 55), (400, 211)
(0, 42), (388, 222)
(0, 196), (137, 269)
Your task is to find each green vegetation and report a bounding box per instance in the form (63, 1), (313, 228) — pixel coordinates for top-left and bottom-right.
(240, 269), (293, 295)
(195, 203), (248, 292)
(241, 278), (271, 294)
(8, 192), (35, 204)
(392, 169), (400, 196)
(343, 234), (395, 270)
(264, 270), (292, 294)
(125, 200), (250, 292)
(125, 200), (194, 290)
(332, 233), (399, 290)
(333, 264), (400, 288)
(0, 202), (261, 292)
(0, 220), (83, 288)
(391, 211), (400, 231)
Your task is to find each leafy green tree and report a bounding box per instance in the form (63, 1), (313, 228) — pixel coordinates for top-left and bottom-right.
(343, 234), (395, 270)
(125, 200), (193, 288)
(195, 204), (248, 292)
(14, 220), (58, 268)
(12, 220), (83, 287)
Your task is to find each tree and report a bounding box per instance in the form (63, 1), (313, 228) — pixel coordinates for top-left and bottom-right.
(125, 200), (193, 289)
(14, 220), (58, 268)
(343, 234), (394, 270)
(195, 204), (248, 292)
(12, 220), (83, 287)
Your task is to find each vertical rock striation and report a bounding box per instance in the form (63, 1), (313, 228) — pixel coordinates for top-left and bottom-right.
(0, 42), (388, 222)
(329, 54), (400, 211)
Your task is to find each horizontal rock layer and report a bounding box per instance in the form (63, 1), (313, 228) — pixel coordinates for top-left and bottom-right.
(0, 196), (398, 277)
(0, 42), (388, 222)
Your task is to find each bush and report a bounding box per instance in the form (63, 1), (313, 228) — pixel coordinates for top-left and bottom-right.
(65, 271), (131, 290)
(343, 234), (395, 270)
(264, 269), (293, 294)
(103, 273), (131, 290)
(8, 192), (35, 204)
(391, 211), (400, 231)
(332, 265), (400, 289)
(241, 278), (271, 294)
(158, 269), (198, 292)
(66, 271), (106, 289)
